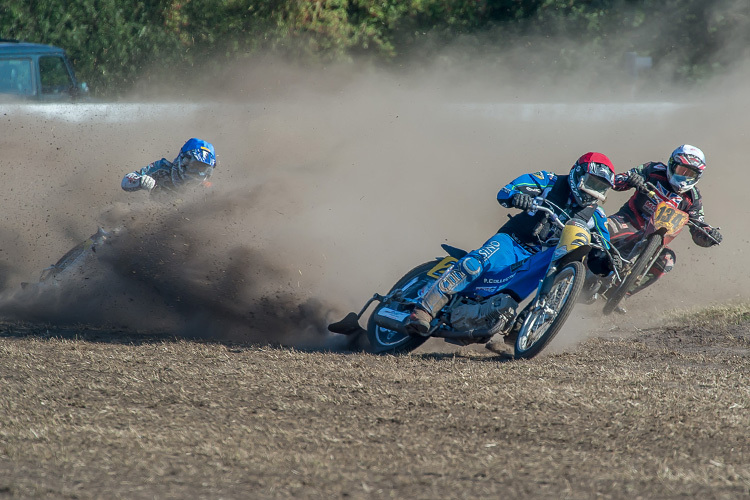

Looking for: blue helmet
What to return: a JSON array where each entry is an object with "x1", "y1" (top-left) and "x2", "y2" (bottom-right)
[{"x1": 179, "y1": 138, "x2": 216, "y2": 167}]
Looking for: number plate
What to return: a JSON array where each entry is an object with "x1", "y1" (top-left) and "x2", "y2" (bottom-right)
[{"x1": 653, "y1": 201, "x2": 688, "y2": 235}]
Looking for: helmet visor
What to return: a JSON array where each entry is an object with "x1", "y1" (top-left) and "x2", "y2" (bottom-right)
[
  {"x1": 181, "y1": 156, "x2": 214, "y2": 178},
  {"x1": 672, "y1": 163, "x2": 701, "y2": 180},
  {"x1": 579, "y1": 172, "x2": 611, "y2": 202}
]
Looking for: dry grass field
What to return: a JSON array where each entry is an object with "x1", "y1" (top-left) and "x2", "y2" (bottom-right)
[{"x1": 0, "y1": 306, "x2": 747, "y2": 499}]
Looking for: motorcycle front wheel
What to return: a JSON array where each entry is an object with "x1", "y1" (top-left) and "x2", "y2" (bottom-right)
[
  {"x1": 514, "y1": 260, "x2": 586, "y2": 359},
  {"x1": 366, "y1": 261, "x2": 436, "y2": 355},
  {"x1": 602, "y1": 234, "x2": 663, "y2": 316}
]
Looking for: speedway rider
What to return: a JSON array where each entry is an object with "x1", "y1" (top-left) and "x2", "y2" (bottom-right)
[
  {"x1": 609, "y1": 144, "x2": 722, "y2": 301},
  {"x1": 121, "y1": 138, "x2": 216, "y2": 194},
  {"x1": 404, "y1": 152, "x2": 619, "y2": 336}
]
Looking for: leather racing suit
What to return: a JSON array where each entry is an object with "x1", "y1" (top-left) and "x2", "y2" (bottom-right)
[
  {"x1": 121, "y1": 157, "x2": 212, "y2": 194},
  {"x1": 413, "y1": 170, "x2": 613, "y2": 318},
  {"x1": 610, "y1": 161, "x2": 718, "y2": 294}
]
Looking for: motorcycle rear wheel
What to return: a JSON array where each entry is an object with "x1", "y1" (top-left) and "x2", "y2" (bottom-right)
[
  {"x1": 602, "y1": 234, "x2": 662, "y2": 316},
  {"x1": 366, "y1": 261, "x2": 436, "y2": 355},
  {"x1": 514, "y1": 261, "x2": 586, "y2": 359}
]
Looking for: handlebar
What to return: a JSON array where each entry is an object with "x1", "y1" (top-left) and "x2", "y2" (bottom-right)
[
  {"x1": 642, "y1": 181, "x2": 671, "y2": 203},
  {"x1": 529, "y1": 199, "x2": 565, "y2": 229}
]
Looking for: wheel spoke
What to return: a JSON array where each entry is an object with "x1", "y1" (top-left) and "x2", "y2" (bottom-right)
[{"x1": 516, "y1": 266, "x2": 578, "y2": 353}]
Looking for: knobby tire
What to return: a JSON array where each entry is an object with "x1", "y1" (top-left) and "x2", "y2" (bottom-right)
[
  {"x1": 602, "y1": 234, "x2": 663, "y2": 316},
  {"x1": 514, "y1": 261, "x2": 586, "y2": 360},
  {"x1": 366, "y1": 261, "x2": 436, "y2": 355}
]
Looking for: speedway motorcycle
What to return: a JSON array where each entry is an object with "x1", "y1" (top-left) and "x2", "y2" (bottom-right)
[
  {"x1": 20, "y1": 227, "x2": 117, "y2": 289},
  {"x1": 597, "y1": 182, "x2": 719, "y2": 315},
  {"x1": 329, "y1": 199, "x2": 596, "y2": 359}
]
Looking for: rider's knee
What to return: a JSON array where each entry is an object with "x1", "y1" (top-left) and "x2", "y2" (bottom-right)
[
  {"x1": 437, "y1": 255, "x2": 483, "y2": 294},
  {"x1": 460, "y1": 256, "x2": 483, "y2": 277}
]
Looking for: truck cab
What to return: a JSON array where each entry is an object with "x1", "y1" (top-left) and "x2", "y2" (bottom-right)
[{"x1": 0, "y1": 40, "x2": 89, "y2": 102}]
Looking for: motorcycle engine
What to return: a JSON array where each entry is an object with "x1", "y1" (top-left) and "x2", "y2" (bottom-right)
[{"x1": 450, "y1": 294, "x2": 519, "y2": 334}]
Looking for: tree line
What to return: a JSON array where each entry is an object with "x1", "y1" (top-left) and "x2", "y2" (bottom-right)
[{"x1": 1, "y1": 0, "x2": 747, "y2": 96}]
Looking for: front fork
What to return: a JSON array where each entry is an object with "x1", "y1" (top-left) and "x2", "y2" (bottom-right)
[{"x1": 525, "y1": 263, "x2": 560, "y2": 321}]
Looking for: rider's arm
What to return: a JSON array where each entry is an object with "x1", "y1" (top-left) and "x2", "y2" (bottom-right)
[
  {"x1": 120, "y1": 158, "x2": 172, "y2": 192},
  {"x1": 612, "y1": 163, "x2": 649, "y2": 192},
  {"x1": 497, "y1": 171, "x2": 553, "y2": 208},
  {"x1": 685, "y1": 188, "x2": 720, "y2": 247}
]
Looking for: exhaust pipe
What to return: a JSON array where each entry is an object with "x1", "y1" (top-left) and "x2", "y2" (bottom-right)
[{"x1": 372, "y1": 307, "x2": 409, "y2": 334}]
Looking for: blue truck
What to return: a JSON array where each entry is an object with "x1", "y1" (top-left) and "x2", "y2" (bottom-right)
[{"x1": 0, "y1": 40, "x2": 88, "y2": 102}]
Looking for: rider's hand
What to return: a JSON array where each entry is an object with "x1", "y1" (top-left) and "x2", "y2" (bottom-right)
[
  {"x1": 511, "y1": 193, "x2": 534, "y2": 211},
  {"x1": 627, "y1": 174, "x2": 647, "y2": 193},
  {"x1": 706, "y1": 227, "x2": 722, "y2": 245},
  {"x1": 140, "y1": 175, "x2": 156, "y2": 191}
]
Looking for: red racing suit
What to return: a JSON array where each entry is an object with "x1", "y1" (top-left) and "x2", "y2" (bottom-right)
[{"x1": 610, "y1": 161, "x2": 717, "y2": 293}]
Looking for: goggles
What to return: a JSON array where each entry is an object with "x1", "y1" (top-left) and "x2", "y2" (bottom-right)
[
  {"x1": 579, "y1": 173, "x2": 611, "y2": 202},
  {"x1": 671, "y1": 163, "x2": 701, "y2": 180},
  {"x1": 577, "y1": 162, "x2": 614, "y2": 202},
  {"x1": 180, "y1": 155, "x2": 214, "y2": 177}
]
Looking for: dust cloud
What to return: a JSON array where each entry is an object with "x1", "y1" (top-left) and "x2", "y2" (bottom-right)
[{"x1": 0, "y1": 43, "x2": 748, "y2": 351}]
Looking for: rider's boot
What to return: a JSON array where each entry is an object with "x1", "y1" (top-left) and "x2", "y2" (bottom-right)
[
  {"x1": 403, "y1": 257, "x2": 481, "y2": 336},
  {"x1": 404, "y1": 281, "x2": 450, "y2": 336},
  {"x1": 404, "y1": 307, "x2": 433, "y2": 336}
]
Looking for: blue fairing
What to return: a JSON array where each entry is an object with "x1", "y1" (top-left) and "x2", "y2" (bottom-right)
[{"x1": 460, "y1": 245, "x2": 555, "y2": 300}]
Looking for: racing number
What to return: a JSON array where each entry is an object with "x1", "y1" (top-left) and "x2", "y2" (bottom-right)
[{"x1": 655, "y1": 204, "x2": 686, "y2": 229}]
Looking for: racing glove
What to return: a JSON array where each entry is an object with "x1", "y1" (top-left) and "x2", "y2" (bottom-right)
[
  {"x1": 691, "y1": 226, "x2": 722, "y2": 247},
  {"x1": 705, "y1": 227, "x2": 722, "y2": 245},
  {"x1": 627, "y1": 173, "x2": 647, "y2": 193},
  {"x1": 511, "y1": 193, "x2": 534, "y2": 211},
  {"x1": 139, "y1": 175, "x2": 156, "y2": 191}
]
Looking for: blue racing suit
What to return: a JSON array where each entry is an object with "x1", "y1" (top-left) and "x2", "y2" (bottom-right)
[
  {"x1": 416, "y1": 171, "x2": 612, "y2": 315},
  {"x1": 121, "y1": 157, "x2": 213, "y2": 194}
]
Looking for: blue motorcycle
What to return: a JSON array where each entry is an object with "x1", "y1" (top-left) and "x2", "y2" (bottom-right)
[{"x1": 329, "y1": 201, "x2": 598, "y2": 359}]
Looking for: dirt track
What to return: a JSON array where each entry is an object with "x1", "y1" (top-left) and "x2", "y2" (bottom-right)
[
  {"x1": 0, "y1": 316, "x2": 748, "y2": 499},
  {"x1": 1, "y1": 58, "x2": 749, "y2": 498}
]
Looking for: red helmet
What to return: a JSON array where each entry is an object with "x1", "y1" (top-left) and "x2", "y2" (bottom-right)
[{"x1": 568, "y1": 152, "x2": 615, "y2": 205}]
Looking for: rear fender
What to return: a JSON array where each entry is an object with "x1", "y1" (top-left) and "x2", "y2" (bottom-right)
[{"x1": 440, "y1": 244, "x2": 468, "y2": 260}]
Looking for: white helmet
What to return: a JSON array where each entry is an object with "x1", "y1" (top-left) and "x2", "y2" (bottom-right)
[{"x1": 667, "y1": 144, "x2": 705, "y2": 193}]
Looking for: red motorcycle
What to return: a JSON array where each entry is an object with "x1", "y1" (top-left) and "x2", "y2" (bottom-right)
[{"x1": 601, "y1": 183, "x2": 718, "y2": 315}]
